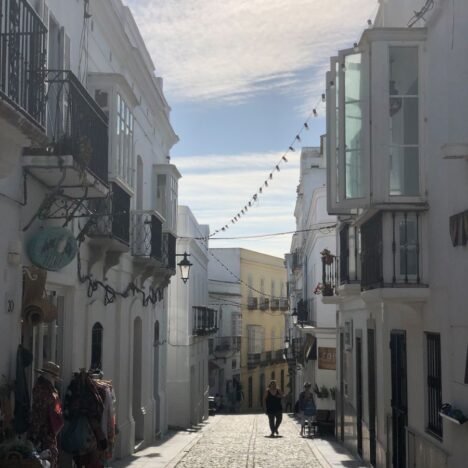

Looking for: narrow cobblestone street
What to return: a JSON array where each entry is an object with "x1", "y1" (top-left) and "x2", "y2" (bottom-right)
[{"x1": 115, "y1": 414, "x2": 365, "y2": 468}]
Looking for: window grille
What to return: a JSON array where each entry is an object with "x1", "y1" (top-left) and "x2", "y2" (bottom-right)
[
  {"x1": 426, "y1": 333, "x2": 442, "y2": 438},
  {"x1": 91, "y1": 322, "x2": 103, "y2": 370}
]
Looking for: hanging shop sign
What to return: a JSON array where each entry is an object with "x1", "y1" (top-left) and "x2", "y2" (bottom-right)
[
  {"x1": 318, "y1": 347, "x2": 336, "y2": 370},
  {"x1": 27, "y1": 227, "x2": 77, "y2": 271}
]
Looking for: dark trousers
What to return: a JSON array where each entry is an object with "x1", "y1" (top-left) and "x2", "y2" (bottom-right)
[{"x1": 267, "y1": 412, "x2": 283, "y2": 433}]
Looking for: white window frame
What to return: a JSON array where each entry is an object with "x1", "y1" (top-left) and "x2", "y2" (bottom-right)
[{"x1": 338, "y1": 47, "x2": 370, "y2": 209}]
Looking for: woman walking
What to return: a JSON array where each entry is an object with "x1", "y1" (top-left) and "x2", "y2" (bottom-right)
[{"x1": 263, "y1": 380, "x2": 283, "y2": 437}]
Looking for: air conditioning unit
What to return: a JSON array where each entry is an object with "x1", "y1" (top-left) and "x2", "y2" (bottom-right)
[{"x1": 247, "y1": 297, "x2": 258, "y2": 310}]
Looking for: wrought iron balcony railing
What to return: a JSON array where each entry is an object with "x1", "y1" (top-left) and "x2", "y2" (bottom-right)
[
  {"x1": 24, "y1": 70, "x2": 109, "y2": 184},
  {"x1": 339, "y1": 224, "x2": 360, "y2": 285},
  {"x1": 247, "y1": 353, "x2": 261, "y2": 368},
  {"x1": 193, "y1": 306, "x2": 217, "y2": 336},
  {"x1": 131, "y1": 210, "x2": 163, "y2": 260},
  {"x1": 361, "y1": 211, "x2": 426, "y2": 290},
  {"x1": 270, "y1": 298, "x2": 279, "y2": 310},
  {"x1": 0, "y1": 0, "x2": 47, "y2": 128},
  {"x1": 87, "y1": 182, "x2": 130, "y2": 247},
  {"x1": 321, "y1": 252, "x2": 339, "y2": 297}
]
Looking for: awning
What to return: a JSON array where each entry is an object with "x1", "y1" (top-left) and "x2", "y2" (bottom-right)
[{"x1": 304, "y1": 334, "x2": 317, "y2": 363}]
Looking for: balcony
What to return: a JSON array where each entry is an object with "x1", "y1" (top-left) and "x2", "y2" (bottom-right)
[
  {"x1": 214, "y1": 336, "x2": 231, "y2": 352},
  {"x1": 247, "y1": 296, "x2": 258, "y2": 310},
  {"x1": 0, "y1": 0, "x2": 47, "y2": 137},
  {"x1": 87, "y1": 183, "x2": 130, "y2": 251},
  {"x1": 361, "y1": 210, "x2": 427, "y2": 291},
  {"x1": 292, "y1": 249, "x2": 302, "y2": 271},
  {"x1": 339, "y1": 224, "x2": 360, "y2": 285},
  {"x1": 247, "y1": 353, "x2": 261, "y2": 369},
  {"x1": 320, "y1": 250, "x2": 339, "y2": 297},
  {"x1": 193, "y1": 306, "x2": 217, "y2": 336},
  {"x1": 279, "y1": 298, "x2": 289, "y2": 311},
  {"x1": 296, "y1": 299, "x2": 316, "y2": 327},
  {"x1": 270, "y1": 298, "x2": 279, "y2": 310},
  {"x1": 23, "y1": 70, "x2": 109, "y2": 198},
  {"x1": 259, "y1": 297, "x2": 269, "y2": 310}
]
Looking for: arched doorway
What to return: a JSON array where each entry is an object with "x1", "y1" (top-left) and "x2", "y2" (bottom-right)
[{"x1": 132, "y1": 317, "x2": 144, "y2": 446}]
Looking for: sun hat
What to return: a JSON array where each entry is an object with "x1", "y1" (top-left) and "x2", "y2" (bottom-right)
[{"x1": 36, "y1": 361, "x2": 62, "y2": 381}]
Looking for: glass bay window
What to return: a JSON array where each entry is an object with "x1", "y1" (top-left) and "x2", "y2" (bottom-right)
[{"x1": 326, "y1": 28, "x2": 427, "y2": 215}]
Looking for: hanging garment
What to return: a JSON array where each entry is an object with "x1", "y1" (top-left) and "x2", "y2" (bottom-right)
[
  {"x1": 93, "y1": 380, "x2": 116, "y2": 462},
  {"x1": 13, "y1": 345, "x2": 33, "y2": 434},
  {"x1": 62, "y1": 372, "x2": 105, "y2": 467},
  {"x1": 28, "y1": 376, "x2": 64, "y2": 468}
]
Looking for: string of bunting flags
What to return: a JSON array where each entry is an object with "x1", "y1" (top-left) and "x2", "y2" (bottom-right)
[{"x1": 208, "y1": 93, "x2": 326, "y2": 239}]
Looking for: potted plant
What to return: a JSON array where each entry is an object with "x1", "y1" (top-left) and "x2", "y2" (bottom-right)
[{"x1": 320, "y1": 248, "x2": 335, "y2": 266}]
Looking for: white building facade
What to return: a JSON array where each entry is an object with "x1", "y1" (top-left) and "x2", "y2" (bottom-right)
[
  {"x1": 0, "y1": 0, "x2": 179, "y2": 459},
  {"x1": 208, "y1": 270, "x2": 242, "y2": 412},
  {"x1": 166, "y1": 206, "x2": 212, "y2": 428},
  {"x1": 286, "y1": 145, "x2": 337, "y2": 410},
  {"x1": 324, "y1": 1, "x2": 468, "y2": 467}
]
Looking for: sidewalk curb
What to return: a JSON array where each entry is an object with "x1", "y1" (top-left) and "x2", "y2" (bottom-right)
[
  {"x1": 165, "y1": 416, "x2": 224, "y2": 468},
  {"x1": 306, "y1": 440, "x2": 332, "y2": 468}
]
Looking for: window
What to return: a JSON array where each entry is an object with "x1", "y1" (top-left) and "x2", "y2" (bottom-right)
[
  {"x1": 344, "y1": 52, "x2": 365, "y2": 199},
  {"x1": 231, "y1": 313, "x2": 241, "y2": 337},
  {"x1": 154, "y1": 165, "x2": 180, "y2": 234},
  {"x1": 280, "y1": 370, "x2": 285, "y2": 392},
  {"x1": 389, "y1": 47, "x2": 420, "y2": 197},
  {"x1": 426, "y1": 333, "x2": 442, "y2": 438},
  {"x1": 116, "y1": 93, "x2": 134, "y2": 187},
  {"x1": 232, "y1": 359, "x2": 236, "y2": 370},
  {"x1": 91, "y1": 322, "x2": 103, "y2": 370},
  {"x1": 271, "y1": 371, "x2": 275, "y2": 381},
  {"x1": 248, "y1": 325, "x2": 264, "y2": 354},
  {"x1": 398, "y1": 213, "x2": 419, "y2": 278},
  {"x1": 248, "y1": 376, "x2": 253, "y2": 408}
]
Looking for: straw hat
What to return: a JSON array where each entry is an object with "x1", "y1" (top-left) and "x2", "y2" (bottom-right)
[{"x1": 36, "y1": 361, "x2": 62, "y2": 381}]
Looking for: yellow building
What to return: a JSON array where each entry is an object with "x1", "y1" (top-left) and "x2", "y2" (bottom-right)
[
  {"x1": 239, "y1": 249, "x2": 289, "y2": 412},
  {"x1": 208, "y1": 248, "x2": 289, "y2": 412}
]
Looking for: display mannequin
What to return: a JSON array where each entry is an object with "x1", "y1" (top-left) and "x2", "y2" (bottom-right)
[{"x1": 28, "y1": 362, "x2": 64, "y2": 468}]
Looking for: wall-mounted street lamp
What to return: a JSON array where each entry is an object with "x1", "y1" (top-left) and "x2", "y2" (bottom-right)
[
  {"x1": 176, "y1": 252, "x2": 192, "y2": 284},
  {"x1": 291, "y1": 308, "x2": 298, "y2": 326},
  {"x1": 284, "y1": 337, "x2": 290, "y2": 349}
]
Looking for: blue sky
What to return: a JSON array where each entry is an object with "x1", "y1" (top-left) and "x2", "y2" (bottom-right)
[{"x1": 127, "y1": 0, "x2": 378, "y2": 257}]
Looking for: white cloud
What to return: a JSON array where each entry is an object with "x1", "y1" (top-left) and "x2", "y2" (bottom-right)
[
  {"x1": 127, "y1": 0, "x2": 378, "y2": 103},
  {"x1": 174, "y1": 150, "x2": 300, "y2": 256}
]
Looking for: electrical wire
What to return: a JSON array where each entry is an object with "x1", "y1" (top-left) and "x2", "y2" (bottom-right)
[
  {"x1": 208, "y1": 96, "x2": 325, "y2": 238},
  {"x1": 183, "y1": 224, "x2": 337, "y2": 241}
]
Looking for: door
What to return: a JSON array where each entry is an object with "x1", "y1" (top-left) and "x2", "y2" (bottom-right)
[
  {"x1": 132, "y1": 317, "x2": 144, "y2": 445},
  {"x1": 367, "y1": 329, "x2": 377, "y2": 466},
  {"x1": 390, "y1": 331, "x2": 407, "y2": 468},
  {"x1": 356, "y1": 336, "x2": 363, "y2": 457},
  {"x1": 339, "y1": 332, "x2": 345, "y2": 441}
]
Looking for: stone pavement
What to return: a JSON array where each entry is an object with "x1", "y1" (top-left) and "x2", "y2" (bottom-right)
[{"x1": 113, "y1": 413, "x2": 366, "y2": 468}]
